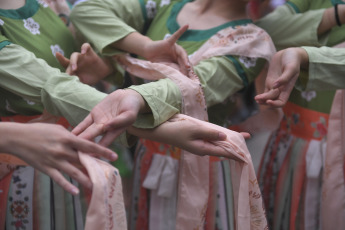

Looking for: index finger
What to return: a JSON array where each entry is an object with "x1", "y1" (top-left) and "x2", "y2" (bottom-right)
[
  {"x1": 70, "y1": 135, "x2": 118, "y2": 161},
  {"x1": 72, "y1": 114, "x2": 94, "y2": 136}
]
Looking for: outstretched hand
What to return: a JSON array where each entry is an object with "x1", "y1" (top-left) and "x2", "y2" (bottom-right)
[
  {"x1": 255, "y1": 48, "x2": 309, "y2": 107},
  {"x1": 142, "y1": 25, "x2": 190, "y2": 75},
  {"x1": 3, "y1": 122, "x2": 117, "y2": 196},
  {"x1": 129, "y1": 114, "x2": 250, "y2": 159},
  {"x1": 72, "y1": 89, "x2": 146, "y2": 146},
  {"x1": 56, "y1": 43, "x2": 113, "y2": 85}
]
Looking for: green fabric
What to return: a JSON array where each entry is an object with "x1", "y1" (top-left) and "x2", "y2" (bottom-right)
[
  {"x1": 0, "y1": 44, "x2": 106, "y2": 126},
  {"x1": 282, "y1": 0, "x2": 345, "y2": 114},
  {"x1": 300, "y1": 46, "x2": 345, "y2": 91},
  {"x1": 72, "y1": 0, "x2": 267, "y2": 127},
  {"x1": 0, "y1": 40, "x2": 11, "y2": 50},
  {"x1": 287, "y1": 0, "x2": 345, "y2": 46},
  {"x1": 0, "y1": 2, "x2": 77, "y2": 117},
  {"x1": 255, "y1": 5, "x2": 328, "y2": 50}
]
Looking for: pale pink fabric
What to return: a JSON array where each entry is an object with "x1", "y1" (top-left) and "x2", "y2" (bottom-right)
[
  {"x1": 321, "y1": 90, "x2": 345, "y2": 229},
  {"x1": 114, "y1": 22, "x2": 275, "y2": 230},
  {"x1": 79, "y1": 153, "x2": 127, "y2": 230},
  {"x1": 0, "y1": 111, "x2": 127, "y2": 230}
]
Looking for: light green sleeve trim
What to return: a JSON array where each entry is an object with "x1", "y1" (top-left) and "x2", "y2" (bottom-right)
[
  {"x1": 0, "y1": 40, "x2": 11, "y2": 50},
  {"x1": 129, "y1": 78, "x2": 181, "y2": 128},
  {"x1": 256, "y1": 5, "x2": 328, "y2": 50},
  {"x1": 195, "y1": 56, "x2": 244, "y2": 107},
  {"x1": 301, "y1": 46, "x2": 345, "y2": 90},
  {"x1": 0, "y1": 44, "x2": 106, "y2": 126},
  {"x1": 70, "y1": 0, "x2": 145, "y2": 56}
]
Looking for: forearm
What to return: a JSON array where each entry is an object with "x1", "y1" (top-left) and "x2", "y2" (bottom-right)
[
  {"x1": 0, "y1": 122, "x2": 18, "y2": 154},
  {"x1": 0, "y1": 44, "x2": 107, "y2": 126},
  {"x1": 318, "y1": 5, "x2": 345, "y2": 35}
]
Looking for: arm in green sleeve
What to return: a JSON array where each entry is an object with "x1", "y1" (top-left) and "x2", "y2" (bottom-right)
[
  {"x1": 128, "y1": 56, "x2": 249, "y2": 128},
  {"x1": 255, "y1": 5, "x2": 327, "y2": 50},
  {"x1": 70, "y1": 0, "x2": 145, "y2": 55},
  {"x1": 0, "y1": 44, "x2": 106, "y2": 126},
  {"x1": 301, "y1": 46, "x2": 345, "y2": 90}
]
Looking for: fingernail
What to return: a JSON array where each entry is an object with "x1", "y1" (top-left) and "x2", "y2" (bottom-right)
[
  {"x1": 273, "y1": 82, "x2": 280, "y2": 88},
  {"x1": 218, "y1": 132, "x2": 227, "y2": 140},
  {"x1": 71, "y1": 187, "x2": 79, "y2": 195},
  {"x1": 72, "y1": 64, "x2": 76, "y2": 70},
  {"x1": 111, "y1": 153, "x2": 118, "y2": 160}
]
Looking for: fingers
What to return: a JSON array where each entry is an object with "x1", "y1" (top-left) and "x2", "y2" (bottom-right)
[
  {"x1": 255, "y1": 88, "x2": 280, "y2": 104},
  {"x1": 105, "y1": 110, "x2": 137, "y2": 131},
  {"x1": 72, "y1": 114, "x2": 94, "y2": 136},
  {"x1": 168, "y1": 25, "x2": 189, "y2": 44},
  {"x1": 194, "y1": 126, "x2": 227, "y2": 142},
  {"x1": 56, "y1": 52, "x2": 70, "y2": 69},
  {"x1": 58, "y1": 160, "x2": 93, "y2": 191},
  {"x1": 80, "y1": 43, "x2": 91, "y2": 55},
  {"x1": 240, "y1": 132, "x2": 251, "y2": 139},
  {"x1": 98, "y1": 128, "x2": 126, "y2": 147},
  {"x1": 272, "y1": 67, "x2": 298, "y2": 89},
  {"x1": 70, "y1": 135, "x2": 118, "y2": 161},
  {"x1": 46, "y1": 168, "x2": 81, "y2": 196},
  {"x1": 68, "y1": 52, "x2": 81, "y2": 74}
]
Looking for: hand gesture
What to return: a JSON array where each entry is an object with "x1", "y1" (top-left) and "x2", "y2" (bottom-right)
[
  {"x1": 129, "y1": 114, "x2": 250, "y2": 159},
  {"x1": 255, "y1": 48, "x2": 308, "y2": 107},
  {"x1": 3, "y1": 122, "x2": 117, "y2": 195},
  {"x1": 72, "y1": 89, "x2": 146, "y2": 146},
  {"x1": 56, "y1": 43, "x2": 113, "y2": 85},
  {"x1": 142, "y1": 25, "x2": 190, "y2": 75}
]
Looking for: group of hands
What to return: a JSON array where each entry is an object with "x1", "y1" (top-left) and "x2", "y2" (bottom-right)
[{"x1": 11, "y1": 19, "x2": 308, "y2": 195}]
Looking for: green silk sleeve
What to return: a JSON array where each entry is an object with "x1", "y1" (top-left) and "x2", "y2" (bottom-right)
[
  {"x1": 256, "y1": 5, "x2": 328, "y2": 50},
  {"x1": 0, "y1": 43, "x2": 106, "y2": 126},
  {"x1": 299, "y1": 46, "x2": 345, "y2": 91},
  {"x1": 71, "y1": 0, "x2": 145, "y2": 56}
]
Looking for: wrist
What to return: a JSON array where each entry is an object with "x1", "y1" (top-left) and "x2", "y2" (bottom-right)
[{"x1": 296, "y1": 48, "x2": 309, "y2": 70}]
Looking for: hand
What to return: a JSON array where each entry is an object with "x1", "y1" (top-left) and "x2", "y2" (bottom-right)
[
  {"x1": 255, "y1": 48, "x2": 309, "y2": 107},
  {"x1": 56, "y1": 43, "x2": 113, "y2": 85},
  {"x1": 128, "y1": 114, "x2": 250, "y2": 159},
  {"x1": 1, "y1": 122, "x2": 118, "y2": 195},
  {"x1": 72, "y1": 89, "x2": 146, "y2": 146},
  {"x1": 142, "y1": 25, "x2": 190, "y2": 75}
]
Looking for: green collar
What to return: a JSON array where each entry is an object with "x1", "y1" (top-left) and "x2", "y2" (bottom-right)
[{"x1": 0, "y1": 0, "x2": 40, "y2": 19}]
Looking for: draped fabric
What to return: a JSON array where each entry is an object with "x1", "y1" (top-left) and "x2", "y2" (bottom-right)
[{"x1": 115, "y1": 23, "x2": 276, "y2": 230}]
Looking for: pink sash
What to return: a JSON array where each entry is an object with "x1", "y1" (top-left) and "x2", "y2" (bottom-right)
[
  {"x1": 321, "y1": 89, "x2": 345, "y2": 229},
  {"x1": 0, "y1": 112, "x2": 127, "y2": 230},
  {"x1": 115, "y1": 23, "x2": 275, "y2": 229}
]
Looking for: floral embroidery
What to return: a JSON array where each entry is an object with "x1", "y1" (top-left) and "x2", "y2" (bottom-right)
[
  {"x1": 239, "y1": 56, "x2": 257, "y2": 68},
  {"x1": 23, "y1": 18, "x2": 40, "y2": 35},
  {"x1": 311, "y1": 117, "x2": 327, "y2": 139},
  {"x1": 24, "y1": 98, "x2": 35, "y2": 106},
  {"x1": 50, "y1": 44, "x2": 64, "y2": 57},
  {"x1": 36, "y1": 0, "x2": 48, "y2": 7},
  {"x1": 6, "y1": 100, "x2": 17, "y2": 114},
  {"x1": 301, "y1": 91, "x2": 317, "y2": 101},
  {"x1": 160, "y1": 0, "x2": 171, "y2": 7},
  {"x1": 146, "y1": 0, "x2": 157, "y2": 19},
  {"x1": 0, "y1": 19, "x2": 4, "y2": 26},
  {"x1": 163, "y1": 33, "x2": 171, "y2": 40}
]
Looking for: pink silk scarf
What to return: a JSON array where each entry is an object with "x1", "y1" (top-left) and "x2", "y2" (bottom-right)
[{"x1": 115, "y1": 23, "x2": 276, "y2": 230}]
